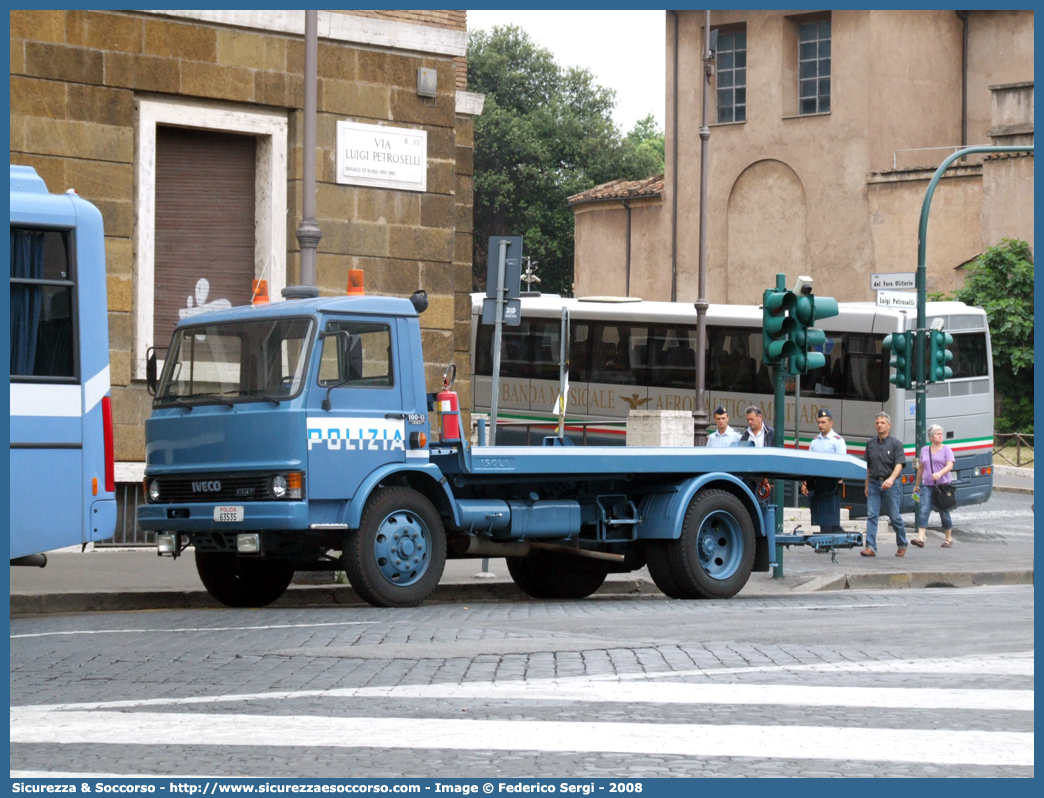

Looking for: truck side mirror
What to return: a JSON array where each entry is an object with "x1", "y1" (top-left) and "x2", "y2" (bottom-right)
[
  {"x1": 146, "y1": 347, "x2": 158, "y2": 396},
  {"x1": 319, "y1": 329, "x2": 357, "y2": 410},
  {"x1": 410, "y1": 290, "x2": 428, "y2": 314}
]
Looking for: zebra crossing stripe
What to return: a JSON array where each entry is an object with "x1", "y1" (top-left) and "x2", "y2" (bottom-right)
[{"x1": 10, "y1": 708, "x2": 1032, "y2": 767}]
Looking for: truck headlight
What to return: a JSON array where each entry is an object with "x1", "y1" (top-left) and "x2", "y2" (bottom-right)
[
  {"x1": 148, "y1": 480, "x2": 161, "y2": 502},
  {"x1": 271, "y1": 475, "x2": 288, "y2": 499}
]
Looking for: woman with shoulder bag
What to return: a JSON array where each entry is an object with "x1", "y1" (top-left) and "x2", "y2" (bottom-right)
[{"x1": 912, "y1": 424, "x2": 956, "y2": 547}]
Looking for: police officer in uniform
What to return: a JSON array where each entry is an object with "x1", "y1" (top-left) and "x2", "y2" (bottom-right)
[{"x1": 801, "y1": 408, "x2": 846, "y2": 533}]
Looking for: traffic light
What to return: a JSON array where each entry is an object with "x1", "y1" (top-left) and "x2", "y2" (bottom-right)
[
  {"x1": 883, "y1": 331, "x2": 913, "y2": 389},
  {"x1": 788, "y1": 292, "x2": 839, "y2": 375},
  {"x1": 928, "y1": 329, "x2": 954, "y2": 382},
  {"x1": 761, "y1": 287, "x2": 796, "y2": 367}
]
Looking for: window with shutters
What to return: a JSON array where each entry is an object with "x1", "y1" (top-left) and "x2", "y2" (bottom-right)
[{"x1": 153, "y1": 127, "x2": 257, "y2": 355}]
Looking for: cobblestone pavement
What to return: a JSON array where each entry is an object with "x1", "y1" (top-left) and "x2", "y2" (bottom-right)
[{"x1": 10, "y1": 585, "x2": 1033, "y2": 778}]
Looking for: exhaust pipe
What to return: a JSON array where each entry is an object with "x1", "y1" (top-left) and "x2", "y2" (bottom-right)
[
  {"x1": 449, "y1": 536, "x2": 624, "y2": 563},
  {"x1": 11, "y1": 554, "x2": 47, "y2": 568}
]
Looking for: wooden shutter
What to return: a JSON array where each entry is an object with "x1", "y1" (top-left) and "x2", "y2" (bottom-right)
[{"x1": 153, "y1": 126, "x2": 256, "y2": 349}]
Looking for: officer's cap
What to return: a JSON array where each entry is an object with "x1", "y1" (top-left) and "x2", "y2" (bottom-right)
[{"x1": 817, "y1": 408, "x2": 832, "y2": 419}]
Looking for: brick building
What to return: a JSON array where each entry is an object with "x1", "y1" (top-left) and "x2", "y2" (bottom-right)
[
  {"x1": 571, "y1": 10, "x2": 1033, "y2": 304},
  {"x1": 10, "y1": 9, "x2": 484, "y2": 534}
]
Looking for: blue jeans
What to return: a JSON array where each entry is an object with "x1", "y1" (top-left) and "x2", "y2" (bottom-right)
[
  {"x1": 917, "y1": 485, "x2": 953, "y2": 530},
  {"x1": 866, "y1": 479, "x2": 907, "y2": 552}
]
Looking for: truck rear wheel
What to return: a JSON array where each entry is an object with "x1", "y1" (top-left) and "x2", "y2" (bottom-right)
[
  {"x1": 644, "y1": 540, "x2": 687, "y2": 599},
  {"x1": 664, "y1": 489, "x2": 756, "y2": 599},
  {"x1": 506, "y1": 550, "x2": 609, "y2": 600},
  {"x1": 343, "y1": 487, "x2": 446, "y2": 608},
  {"x1": 195, "y1": 550, "x2": 295, "y2": 608}
]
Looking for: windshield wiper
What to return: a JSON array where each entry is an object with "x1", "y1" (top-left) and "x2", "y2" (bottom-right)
[
  {"x1": 237, "y1": 389, "x2": 282, "y2": 405},
  {"x1": 162, "y1": 397, "x2": 193, "y2": 411},
  {"x1": 176, "y1": 393, "x2": 234, "y2": 407}
]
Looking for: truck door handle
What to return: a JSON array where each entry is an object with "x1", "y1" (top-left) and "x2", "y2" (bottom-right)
[{"x1": 385, "y1": 413, "x2": 407, "y2": 420}]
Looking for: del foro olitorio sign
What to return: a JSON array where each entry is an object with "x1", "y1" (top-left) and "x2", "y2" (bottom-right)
[{"x1": 336, "y1": 121, "x2": 427, "y2": 192}]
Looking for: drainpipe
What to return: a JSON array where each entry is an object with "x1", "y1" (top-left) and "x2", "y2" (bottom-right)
[
  {"x1": 668, "y1": 11, "x2": 679, "y2": 302},
  {"x1": 624, "y1": 199, "x2": 632, "y2": 296},
  {"x1": 957, "y1": 11, "x2": 968, "y2": 152},
  {"x1": 692, "y1": 9, "x2": 712, "y2": 446},
  {"x1": 296, "y1": 10, "x2": 321, "y2": 288}
]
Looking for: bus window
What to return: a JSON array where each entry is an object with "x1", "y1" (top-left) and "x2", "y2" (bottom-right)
[
  {"x1": 648, "y1": 324, "x2": 697, "y2": 389},
  {"x1": 589, "y1": 323, "x2": 646, "y2": 385},
  {"x1": 529, "y1": 318, "x2": 563, "y2": 381},
  {"x1": 947, "y1": 331, "x2": 989, "y2": 379},
  {"x1": 474, "y1": 320, "x2": 532, "y2": 379},
  {"x1": 10, "y1": 229, "x2": 76, "y2": 379},
  {"x1": 800, "y1": 335, "x2": 843, "y2": 398},
  {"x1": 917, "y1": 330, "x2": 989, "y2": 381},
  {"x1": 569, "y1": 322, "x2": 591, "y2": 382},
  {"x1": 844, "y1": 333, "x2": 888, "y2": 402},
  {"x1": 715, "y1": 327, "x2": 758, "y2": 393}
]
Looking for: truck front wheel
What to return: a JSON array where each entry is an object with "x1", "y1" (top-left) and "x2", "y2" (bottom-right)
[
  {"x1": 343, "y1": 487, "x2": 447, "y2": 608},
  {"x1": 195, "y1": 551, "x2": 295, "y2": 608},
  {"x1": 664, "y1": 489, "x2": 756, "y2": 599},
  {"x1": 506, "y1": 550, "x2": 609, "y2": 600}
]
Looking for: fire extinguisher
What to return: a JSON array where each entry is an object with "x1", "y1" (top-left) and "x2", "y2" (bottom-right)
[{"x1": 437, "y1": 363, "x2": 459, "y2": 441}]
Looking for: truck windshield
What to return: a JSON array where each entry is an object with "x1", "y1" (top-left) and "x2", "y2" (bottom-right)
[{"x1": 156, "y1": 317, "x2": 313, "y2": 406}]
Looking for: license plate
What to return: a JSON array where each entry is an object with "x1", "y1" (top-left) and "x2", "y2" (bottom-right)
[{"x1": 214, "y1": 506, "x2": 244, "y2": 522}]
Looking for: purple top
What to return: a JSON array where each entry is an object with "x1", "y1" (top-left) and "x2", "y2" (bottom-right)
[{"x1": 919, "y1": 445, "x2": 955, "y2": 486}]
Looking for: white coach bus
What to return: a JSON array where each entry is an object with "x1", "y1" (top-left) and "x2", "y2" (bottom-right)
[{"x1": 470, "y1": 293, "x2": 994, "y2": 515}]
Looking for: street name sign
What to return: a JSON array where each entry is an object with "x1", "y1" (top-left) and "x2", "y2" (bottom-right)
[
  {"x1": 876, "y1": 290, "x2": 917, "y2": 309},
  {"x1": 871, "y1": 272, "x2": 916, "y2": 290}
]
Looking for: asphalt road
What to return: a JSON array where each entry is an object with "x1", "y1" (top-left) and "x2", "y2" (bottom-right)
[{"x1": 10, "y1": 583, "x2": 1033, "y2": 779}]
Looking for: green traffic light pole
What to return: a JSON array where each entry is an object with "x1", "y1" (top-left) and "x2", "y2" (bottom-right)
[
  {"x1": 915, "y1": 145, "x2": 1034, "y2": 452},
  {"x1": 771, "y1": 273, "x2": 787, "y2": 577}
]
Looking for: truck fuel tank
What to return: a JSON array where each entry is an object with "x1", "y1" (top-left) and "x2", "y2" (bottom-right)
[{"x1": 454, "y1": 498, "x2": 582, "y2": 540}]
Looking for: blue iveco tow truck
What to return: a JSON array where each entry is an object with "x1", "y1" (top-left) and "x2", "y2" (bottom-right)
[{"x1": 138, "y1": 286, "x2": 866, "y2": 608}]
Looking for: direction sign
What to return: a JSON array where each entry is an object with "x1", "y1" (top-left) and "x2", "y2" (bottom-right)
[
  {"x1": 876, "y1": 290, "x2": 917, "y2": 309},
  {"x1": 871, "y1": 272, "x2": 916, "y2": 290},
  {"x1": 481, "y1": 296, "x2": 521, "y2": 326},
  {"x1": 485, "y1": 236, "x2": 523, "y2": 300}
]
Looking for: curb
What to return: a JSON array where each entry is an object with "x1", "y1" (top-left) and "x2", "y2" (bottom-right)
[
  {"x1": 8, "y1": 578, "x2": 660, "y2": 617},
  {"x1": 821, "y1": 569, "x2": 1034, "y2": 592},
  {"x1": 993, "y1": 485, "x2": 1034, "y2": 495},
  {"x1": 9, "y1": 570, "x2": 1031, "y2": 616},
  {"x1": 992, "y1": 465, "x2": 1033, "y2": 478}
]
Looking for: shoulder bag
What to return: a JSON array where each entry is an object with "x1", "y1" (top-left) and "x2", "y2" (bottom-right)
[{"x1": 929, "y1": 448, "x2": 957, "y2": 511}]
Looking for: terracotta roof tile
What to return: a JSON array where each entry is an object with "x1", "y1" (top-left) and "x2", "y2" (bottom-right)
[{"x1": 568, "y1": 173, "x2": 664, "y2": 206}]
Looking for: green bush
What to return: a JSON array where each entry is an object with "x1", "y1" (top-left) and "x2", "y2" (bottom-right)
[{"x1": 953, "y1": 239, "x2": 1034, "y2": 433}]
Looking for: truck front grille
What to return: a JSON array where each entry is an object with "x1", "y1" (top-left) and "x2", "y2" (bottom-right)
[{"x1": 151, "y1": 472, "x2": 274, "y2": 503}]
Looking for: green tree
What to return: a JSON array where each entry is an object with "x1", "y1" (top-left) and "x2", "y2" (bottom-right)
[
  {"x1": 469, "y1": 26, "x2": 662, "y2": 296},
  {"x1": 626, "y1": 113, "x2": 665, "y2": 173},
  {"x1": 952, "y1": 239, "x2": 1034, "y2": 432}
]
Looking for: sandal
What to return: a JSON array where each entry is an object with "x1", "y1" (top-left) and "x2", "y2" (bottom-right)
[
  {"x1": 911, "y1": 539, "x2": 925, "y2": 548},
  {"x1": 941, "y1": 540, "x2": 952, "y2": 548}
]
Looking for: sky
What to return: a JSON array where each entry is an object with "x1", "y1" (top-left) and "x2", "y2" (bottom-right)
[{"x1": 466, "y1": 10, "x2": 666, "y2": 134}]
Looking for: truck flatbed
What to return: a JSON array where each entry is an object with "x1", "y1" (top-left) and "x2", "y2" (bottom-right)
[{"x1": 443, "y1": 444, "x2": 867, "y2": 483}]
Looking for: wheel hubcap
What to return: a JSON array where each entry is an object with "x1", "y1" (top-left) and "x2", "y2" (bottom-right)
[
  {"x1": 697, "y1": 510, "x2": 742, "y2": 580},
  {"x1": 373, "y1": 511, "x2": 429, "y2": 586}
]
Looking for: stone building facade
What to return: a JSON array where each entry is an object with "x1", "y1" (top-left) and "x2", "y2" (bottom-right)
[
  {"x1": 10, "y1": 10, "x2": 483, "y2": 514},
  {"x1": 571, "y1": 10, "x2": 1033, "y2": 304}
]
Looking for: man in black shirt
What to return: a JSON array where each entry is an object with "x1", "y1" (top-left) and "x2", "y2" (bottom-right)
[{"x1": 862, "y1": 411, "x2": 908, "y2": 557}]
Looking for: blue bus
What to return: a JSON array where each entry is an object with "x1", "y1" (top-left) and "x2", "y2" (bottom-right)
[{"x1": 9, "y1": 165, "x2": 116, "y2": 563}]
